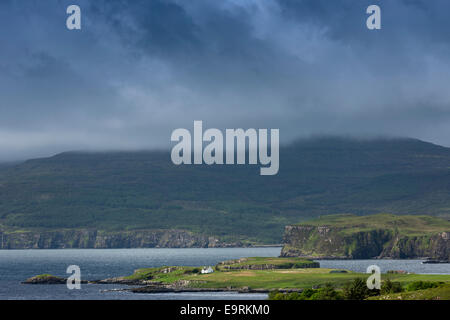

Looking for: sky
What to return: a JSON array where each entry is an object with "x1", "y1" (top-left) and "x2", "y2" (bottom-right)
[{"x1": 1, "y1": 0, "x2": 450, "y2": 161}]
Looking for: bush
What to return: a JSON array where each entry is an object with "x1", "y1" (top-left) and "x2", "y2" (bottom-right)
[
  {"x1": 381, "y1": 279, "x2": 403, "y2": 294},
  {"x1": 300, "y1": 288, "x2": 316, "y2": 299},
  {"x1": 285, "y1": 292, "x2": 302, "y2": 300},
  {"x1": 191, "y1": 268, "x2": 200, "y2": 274},
  {"x1": 269, "y1": 290, "x2": 290, "y2": 300},
  {"x1": 269, "y1": 284, "x2": 342, "y2": 300},
  {"x1": 310, "y1": 283, "x2": 342, "y2": 300},
  {"x1": 278, "y1": 262, "x2": 294, "y2": 269},
  {"x1": 343, "y1": 278, "x2": 372, "y2": 300},
  {"x1": 406, "y1": 281, "x2": 443, "y2": 292},
  {"x1": 269, "y1": 290, "x2": 303, "y2": 300}
]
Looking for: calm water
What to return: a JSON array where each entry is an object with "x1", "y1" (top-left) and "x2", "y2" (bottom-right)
[
  {"x1": 0, "y1": 247, "x2": 279, "y2": 300},
  {"x1": 318, "y1": 259, "x2": 450, "y2": 274},
  {"x1": 0, "y1": 247, "x2": 448, "y2": 300}
]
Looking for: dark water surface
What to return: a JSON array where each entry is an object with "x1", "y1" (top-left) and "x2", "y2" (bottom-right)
[
  {"x1": 0, "y1": 248, "x2": 448, "y2": 300},
  {"x1": 0, "y1": 247, "x2": 279, "y2": 300},
  {"x1": 318, "y1": 259, "x2": 450, "y2": 274}
]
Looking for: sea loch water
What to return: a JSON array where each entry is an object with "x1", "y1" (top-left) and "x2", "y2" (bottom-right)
[
  {"x1": 0, "y1": 248, "x2": 448, "y2": 300},
  {"x1": 0, "y1": 247, "x2": 278, "y2": 300}
]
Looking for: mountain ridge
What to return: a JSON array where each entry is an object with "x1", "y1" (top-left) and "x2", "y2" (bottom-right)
[{"x1": 1, "y1": 136, "x2": 450, "y2": 245}]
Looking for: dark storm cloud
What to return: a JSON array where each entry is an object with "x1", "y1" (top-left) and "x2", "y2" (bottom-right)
[{"x1": 0, "y1": 0, "x2": 450, "y2": 160}]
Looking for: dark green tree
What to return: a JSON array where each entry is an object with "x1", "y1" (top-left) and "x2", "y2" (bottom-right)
[
  {"x1": 381, "y1": 279, "x2": 403, "y2": 294},
  {"x1": 343, "y1": 278, "x2": 371, "y2": 300},
  {"x1": 311, "y1": 283, "x2": 342, "y2": 300}
]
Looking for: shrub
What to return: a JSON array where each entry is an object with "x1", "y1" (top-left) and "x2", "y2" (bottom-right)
[
  {"x1": 343, "y1": 278, "x2": 371, "y2": 300},
  {"x1": 269, "y1": 285, "x2": 342, "y2": 300},
  {"x1": 187, "y1": 268, "x2": 200, "y2": 274},
  {"x1": 406, "y1": 281, "x2": 442, "y2": 292},
  {"x1": 278, "y1": 262, "x2": 294, "y2": 269},
  {"x1": 285, "y1": 292, "x2": 302, "y2": 300},
  {"x1": 310, "y1": 283, "x2": 342, "y2": 300},
  {"x1": 381, "y1": 279, "x2": 403, "y2": 295},
  {"x1": 276, "y1": 289, "x2": 316, "y2": 300},
  {"x1": 268, "y1": 290, "x2": 288, "y2": 300},
  {"x1": 269, "y1": 290, "x2": 304, "y2": 300},
  {"x1": 301, "y1": 288, "x2": 316, "y2": 299},
  {"x1": 329, "y1": 270, "x2": 348, "y2": 274}
]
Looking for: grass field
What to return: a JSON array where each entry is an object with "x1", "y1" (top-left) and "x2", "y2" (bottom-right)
[
  {"x1": 122, "y1": 257, "x2": 450, "y2": 291},
  {"x1": 216, "y1": 257, "x2": 320, "y2": 270},
  {"x1": 32, "y1": 256, "x2": 450, "y2": 299},
  {"x1": 370, "y1": 283, "x2": 450, "y2": 300},
  {"x1": 298, "y1": 213, "x2": 450, "y2": 236},
  {"x1": 183, "y1": 269, "x2": 450, "y2": 290}
]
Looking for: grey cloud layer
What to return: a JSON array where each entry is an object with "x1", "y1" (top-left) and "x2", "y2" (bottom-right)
[{"x1": 0, "y1": 0, "x2": 449, "y2": 160}]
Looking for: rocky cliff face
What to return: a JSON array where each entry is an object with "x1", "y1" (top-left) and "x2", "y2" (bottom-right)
[
  {"x1": 0, "y1": 229, "x2": 240, "y2": 249},
  {"x1": 281, "y1": 225, "x2": 450, "y2": 260}
]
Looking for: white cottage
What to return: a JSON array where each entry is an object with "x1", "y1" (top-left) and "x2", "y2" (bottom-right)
[{"x1": 201, "y1": 266, "x2": 214, "y2": 274}]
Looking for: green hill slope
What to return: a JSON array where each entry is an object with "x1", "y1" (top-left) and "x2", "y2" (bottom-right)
[{"x1": 1, "y1": 137, "x2": 450, "y2": 244}]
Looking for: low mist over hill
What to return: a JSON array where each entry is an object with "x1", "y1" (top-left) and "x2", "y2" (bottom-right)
[{"x1": 1, "y1": 137, "x2": 450, "y2": 244}]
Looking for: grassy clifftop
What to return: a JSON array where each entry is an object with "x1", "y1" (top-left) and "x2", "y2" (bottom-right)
[
  {"x1": 282, "y1": 214, "x2": 450, "y2": 259},
  {"x1": 296, "y1": 214, "x2": 450, "y2": 236},
  {"x1": 216, "y1": 257, "x2": 320, "y2": 270}
]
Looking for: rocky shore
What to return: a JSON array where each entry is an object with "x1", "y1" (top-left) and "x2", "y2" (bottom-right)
[
  {"x1": 21, "y1": 274, "x2": 277, "y2": 294},
  {"x1": 22, "y1": 274, "x2": 89, "y2": 284},
  {"x1": 21, "y1": 257, "x2": 319, "y2": 294}
]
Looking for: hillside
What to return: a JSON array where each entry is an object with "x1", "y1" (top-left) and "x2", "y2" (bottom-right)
[
  {"x1": 281, "y1": 214, "x2": 450, "y2": 259},
  {"x1": 1, "y1": 137, "x2": 450, "y2": 245}
]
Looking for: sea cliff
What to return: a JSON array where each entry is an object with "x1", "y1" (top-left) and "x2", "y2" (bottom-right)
[
  {"x1": 281, "y1": 214, "x2": 450, "y2": 260},
  {"x1": 0, "y1": 229, "x2": 241, "y2": 249}
]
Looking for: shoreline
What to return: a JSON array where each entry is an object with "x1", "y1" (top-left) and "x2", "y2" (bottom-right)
[
  {"x1": 18, "y1": 255, "x2": 450, "y2": 300},
  {"x1": 0, "y1": 244, "x2": 283, "y2": 251}
]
